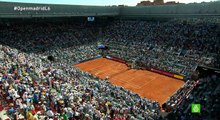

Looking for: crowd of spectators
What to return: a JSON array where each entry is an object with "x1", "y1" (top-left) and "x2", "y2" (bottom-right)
[
  {"x1": 102, "y1": 18, "x2": 220, "y2": 78},
  {"x1": 0, "y1": 22, "x2": 161, "y2": 120},
  {"x1": 0, "y1": 22, "x2": 98, "y2": 54},
  {"x1": 164, "y1": 80, "x2": 198, "y2": 110},
  {"x1": 165, "y1": 75, "x2": 220, "y2": 120},
  {"x1": 0, "y1": 22, "x2": 99, "y2": 65},
  {"x1": 0, "y1": 18, "x2": 219, "y2": 120}
]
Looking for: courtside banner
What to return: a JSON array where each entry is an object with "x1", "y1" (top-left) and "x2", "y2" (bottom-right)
[
  {"x1": 174, "y1": 75, "x2": 184, "y2": 80},
  {"x1": 151, "y1": 68, "x2": 173, "y2": 77},
  {"x1": 161, "y1": 71, "x2": 173, "y2": 77},
  {"x1": 112, "y1": 57, "x2": 126, "y2": 64}
]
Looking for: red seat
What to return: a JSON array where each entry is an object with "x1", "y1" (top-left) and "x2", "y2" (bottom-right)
[
  {"x1": 54, "y1": 118, "x2": 58, "y2": 120},
  {"x1": 0, "y1": 106, "x2": 3, "y2": 111}
]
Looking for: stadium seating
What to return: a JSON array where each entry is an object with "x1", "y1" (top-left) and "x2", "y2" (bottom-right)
[
  {"x1": 0, "y1": 18, "x2": 219, "y2": 120},
  {"x1": 102, "y1": 18, "x2": 220, "y2": 78}
]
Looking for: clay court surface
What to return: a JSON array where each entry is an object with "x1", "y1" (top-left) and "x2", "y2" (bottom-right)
[{"x1": 74, "y1": 58, "x2": 185, "y2": 105}]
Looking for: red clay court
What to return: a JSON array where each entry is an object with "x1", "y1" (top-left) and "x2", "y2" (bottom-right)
[{"x1": 74, "y1": 58, "x2": 185, "y2": 105}]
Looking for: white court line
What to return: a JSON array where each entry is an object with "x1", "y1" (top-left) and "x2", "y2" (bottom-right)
[
  {"x1": 94, "y1": 63, "x2": 124, "y2": 76},
  {"x1": 112, "y1": 73, "x2": 157, "y2": 89}
]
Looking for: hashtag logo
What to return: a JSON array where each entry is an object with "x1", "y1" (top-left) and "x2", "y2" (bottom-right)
[{"x1": 191, "y1": 104, "x2": 201, "y2": 113}]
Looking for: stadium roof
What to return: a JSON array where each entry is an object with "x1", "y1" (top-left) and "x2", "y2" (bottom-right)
[{"x1": 0, "y1": 1, "x2": 219, "y2": 18}]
